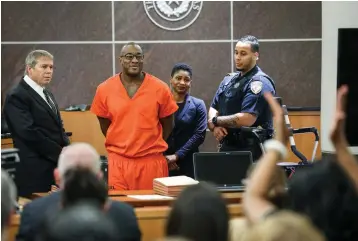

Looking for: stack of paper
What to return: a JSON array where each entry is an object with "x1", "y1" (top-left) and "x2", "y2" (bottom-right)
[
  {"x1": 127, "y1": 195, "x2": 174, "y2": 200},
  {"x1": 153, "y1": 175, "x2": 199, "y2": 197}
]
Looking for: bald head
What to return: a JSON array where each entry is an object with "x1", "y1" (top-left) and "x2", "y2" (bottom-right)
[
  {"x1": 119, "y1": 42, "x2": 144, "y2": 77},
  {"x1": 57, "y1": 143, "x2": 101, "y2": 180},
  {"x1": 120, "y1": 42, "x2": 142, "y2": 56}
]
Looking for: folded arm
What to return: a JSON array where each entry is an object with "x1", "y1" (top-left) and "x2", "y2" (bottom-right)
[{"x1": 215, "y1": 112, "x2": 257, "y2": 128}]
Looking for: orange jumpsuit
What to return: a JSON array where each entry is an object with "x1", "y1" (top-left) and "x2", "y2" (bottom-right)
[{"x1": 91, "y1": 73, "x2": 178, "y2": 190}]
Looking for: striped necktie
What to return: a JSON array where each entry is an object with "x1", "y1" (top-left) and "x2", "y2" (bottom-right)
[{"x1": 43, "y1": 89, "x2": 57, "y2": 114}]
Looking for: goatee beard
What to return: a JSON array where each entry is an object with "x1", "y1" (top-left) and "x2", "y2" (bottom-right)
[{"x1": 127, "y1": 72, "x2": 141, "y2": 78}]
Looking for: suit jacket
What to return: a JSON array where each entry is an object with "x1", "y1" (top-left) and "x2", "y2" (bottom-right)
[
  {"x1": 166, "y1": 95, "x2": 207, "y2": 178},
  {"x1": 16, "y1": 192, "x2": 141, "y2": 241},
  {"x1": 3, "y1": 78, "x2": 69, "y2": 197}
]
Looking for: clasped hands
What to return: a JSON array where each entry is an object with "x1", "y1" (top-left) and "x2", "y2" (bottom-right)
[
  {"x1": 165, "y1": 154, "x2": 179, "y2": 171},
  {"x1": 208, "y1": 118, "x2": 228, "y2": 141}
]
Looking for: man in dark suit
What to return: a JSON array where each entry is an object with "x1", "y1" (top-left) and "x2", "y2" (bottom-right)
[
  {"x1": 3, "y1": 50, "x2": 69, "y2": 197},
  {"x1": 165, "y1": 63, "x2": 207, "y2": 178},
  {"x1": 16, "y1": 143, "x2": 141, "y2": 241}
]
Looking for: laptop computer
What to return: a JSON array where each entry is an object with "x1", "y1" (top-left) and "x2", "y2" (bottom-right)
[{"x1": 193, "y1": 151, "x2": 253, "y2": 192}]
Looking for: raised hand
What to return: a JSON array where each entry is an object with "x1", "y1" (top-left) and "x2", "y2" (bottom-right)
[
  {"x1": 263, "y1": 92, "x2": 289, "y2": 145},
  {"x1": 328, "y1": 85, "x2": 358, "y2": 191},
  {"x1": 330, "y1": 85, "x2": 349, "y2": 145}
]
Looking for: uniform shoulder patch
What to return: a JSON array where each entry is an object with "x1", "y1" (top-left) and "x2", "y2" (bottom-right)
[{"x1": 250, "y1": 81, "x2": 263, "y2": 94}]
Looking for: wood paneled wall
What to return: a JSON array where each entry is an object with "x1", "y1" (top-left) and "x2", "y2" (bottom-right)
[{"x1": 59, "y1": 111, "x2": 321, "y2": 162}]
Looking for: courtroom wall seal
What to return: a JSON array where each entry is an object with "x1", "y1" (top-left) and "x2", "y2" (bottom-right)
[{"x1": 143, "y1": 1, "x2": 203, "y2": 31}]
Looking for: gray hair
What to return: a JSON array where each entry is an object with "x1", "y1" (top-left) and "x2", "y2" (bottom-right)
[
  {"x1": 1, "y1": 170, "x2": 17, "y2": 231},
  {"x1": 24, "y1": 49, "x2": 54, "y2": 75},
  {"x1": 57, "y1": 143, "x2": 101, "y2": 186}
]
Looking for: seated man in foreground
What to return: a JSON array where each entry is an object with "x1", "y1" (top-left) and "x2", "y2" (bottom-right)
[{"x1": 16, "y1": 143, "x2": 141, "y2": 241}]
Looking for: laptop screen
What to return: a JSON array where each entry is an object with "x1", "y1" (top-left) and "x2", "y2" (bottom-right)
[{"x1": 193, "y1": 151, "x2": 253, "y2": 187}]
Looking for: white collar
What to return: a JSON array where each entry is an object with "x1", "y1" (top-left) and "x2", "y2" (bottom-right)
[{"x1": 23, "y1": 75, "x2": 45, "y2": 93}]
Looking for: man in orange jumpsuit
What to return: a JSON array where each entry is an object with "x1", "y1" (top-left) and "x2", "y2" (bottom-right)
[{"x1": 91, "y1": 42, "x2": 178, "y2": 190}]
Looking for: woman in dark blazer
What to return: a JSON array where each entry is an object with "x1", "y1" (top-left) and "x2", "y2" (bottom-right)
[{"x1": 165, "y1": 63, "x2": 207, "y2": 178}]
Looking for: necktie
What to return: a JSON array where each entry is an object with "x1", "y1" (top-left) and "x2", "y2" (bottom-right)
[{"x1": 43, "y1": 89, "x2": 57, "y2": 114}]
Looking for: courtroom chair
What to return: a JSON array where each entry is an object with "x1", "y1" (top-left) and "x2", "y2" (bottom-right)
[
  {"x1": 1, "y1": 113, "x2": 12, "y2": 139},
  {"x1": 240, "y1": 96, "x2": 320, "y2": 173}
]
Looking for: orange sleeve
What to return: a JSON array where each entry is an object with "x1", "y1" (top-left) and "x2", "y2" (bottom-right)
[
  {"x1": 158, "y1": 84, "x2": 178, "y2": 119},
  {"x1": 90, "y1": 85, "x2": 110, "y2": 118}
]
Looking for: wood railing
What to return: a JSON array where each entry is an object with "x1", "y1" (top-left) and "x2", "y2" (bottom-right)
[{"x1": 2, "y1": 110, "x2": 321, "y2": 162}]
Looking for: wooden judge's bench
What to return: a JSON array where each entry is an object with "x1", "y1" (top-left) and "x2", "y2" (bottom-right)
[{"x1": 8, "y1": 190, "x2": 243, "y2": 241}]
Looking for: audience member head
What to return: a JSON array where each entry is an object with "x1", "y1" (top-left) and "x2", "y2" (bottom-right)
[
  {"x1": 54, "y1": 142, "x2": 101, "y2": 188},
  {"x1": 235, "y1": 35, "x2": 259, "y2": 73},
  {"x1": 170, "y1": 63, "x2": 193, "y2": 95},
  {"x1": 244, "y1": 163, "x2": 288, "y2": 208},
  {"x1": 61, "y1": 167, "x2": 107, "y2": 209},
  {"x1": 166, "y1": 182, "x2": 229, "y2": 241},
  {"x1": 242, "y1": 211, "x2": 325, "y2": 241},
  {"x1": 36, "y1": 202, "x2": 117, "y2": 241},
  {"x1": 156, "y1": 237, "x2": 192, "y2": 241},
  {"x1": 24, "y1": 49, "x2": 54, "y2": 87},
  {"x1": 1, "y1": 170, "x2": 17, "y2": 232},
  {"x1": 287, "y1": 159, "x2": 358, "y2": 241},
  {"x1": 119, "y1": 42, "x2": 144, "y2": 77}
]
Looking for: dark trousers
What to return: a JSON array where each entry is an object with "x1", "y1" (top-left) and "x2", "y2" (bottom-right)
[
  {"x1": 219, "y1": 136, "x2": 264, "y2": 162},
  {"x1": 169, "y1": 157, "x2": 195, "y2": 179}
]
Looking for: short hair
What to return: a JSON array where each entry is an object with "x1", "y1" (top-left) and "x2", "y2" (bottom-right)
[
  {"x1": 1, "y1": 170, "x2": 17, "y2": 231},
  {"x1": 287, "y1": 160, "x2": 358, "y2": 241},
  {"x1": 238, "y1": 35, "x2": 260, "y2": 53},
  {"x1": 57, "y1": 143, "x2": 101, "y2": 183},
  {"x1": 166, "y1": 182, "x2": 229, "y2": 241},
  {"x1": 24, "y1": 49, "x2": 53, "y2": 75},
  {"x1": 62, "y1": 167, "x2": 107, "y2": 208},
  {"x1": 37, "y1": 202, "x2": 118, "y2": 241},
  {"x1": 171, "y1": 63, "x2": 193, "y2": 78},
  {"x1": 120, "y1": 42, "x2": 142, "y2": 55}
]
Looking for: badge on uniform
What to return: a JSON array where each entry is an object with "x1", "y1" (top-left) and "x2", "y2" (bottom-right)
[{"x1": 250, "y1": 81, "x2": 263, "y2": 94}]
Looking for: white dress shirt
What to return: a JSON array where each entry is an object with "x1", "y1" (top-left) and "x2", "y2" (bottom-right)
[{"x1": 23, "y1": 75, "x2": 54, "y2": 109}]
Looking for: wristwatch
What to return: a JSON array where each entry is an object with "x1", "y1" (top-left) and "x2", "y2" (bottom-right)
[{"x1": 212, "y1": 116, "x2": 218, "y2": 126}]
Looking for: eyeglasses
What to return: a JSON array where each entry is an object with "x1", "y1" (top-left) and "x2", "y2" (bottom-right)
[{"x1": 121, "y1": 54, "x2": 144, "y2": 61}]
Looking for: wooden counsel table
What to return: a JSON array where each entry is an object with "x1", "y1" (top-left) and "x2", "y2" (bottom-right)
[
  {"x1": 31, "y1": 190, "x2": 243, "y2": 207},
  {"x1": 9, "y1": 190, "x2": 244, "y2": 241}
]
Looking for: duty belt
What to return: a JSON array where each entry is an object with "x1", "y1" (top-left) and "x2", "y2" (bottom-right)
[{"x1": 220, "y1": 129, "x2": 271, "y2": 146}]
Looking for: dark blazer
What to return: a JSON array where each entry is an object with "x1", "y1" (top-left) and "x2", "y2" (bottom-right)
[
  {"x1": 166, "y1": 95, "x2": 207, "y2": 178},
  {"x1": 16, "y1": 192, "x2": 141, "y2": 241},
  {"x1": 3, "y1": 78, "x2": 69, "y2": 197}
]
